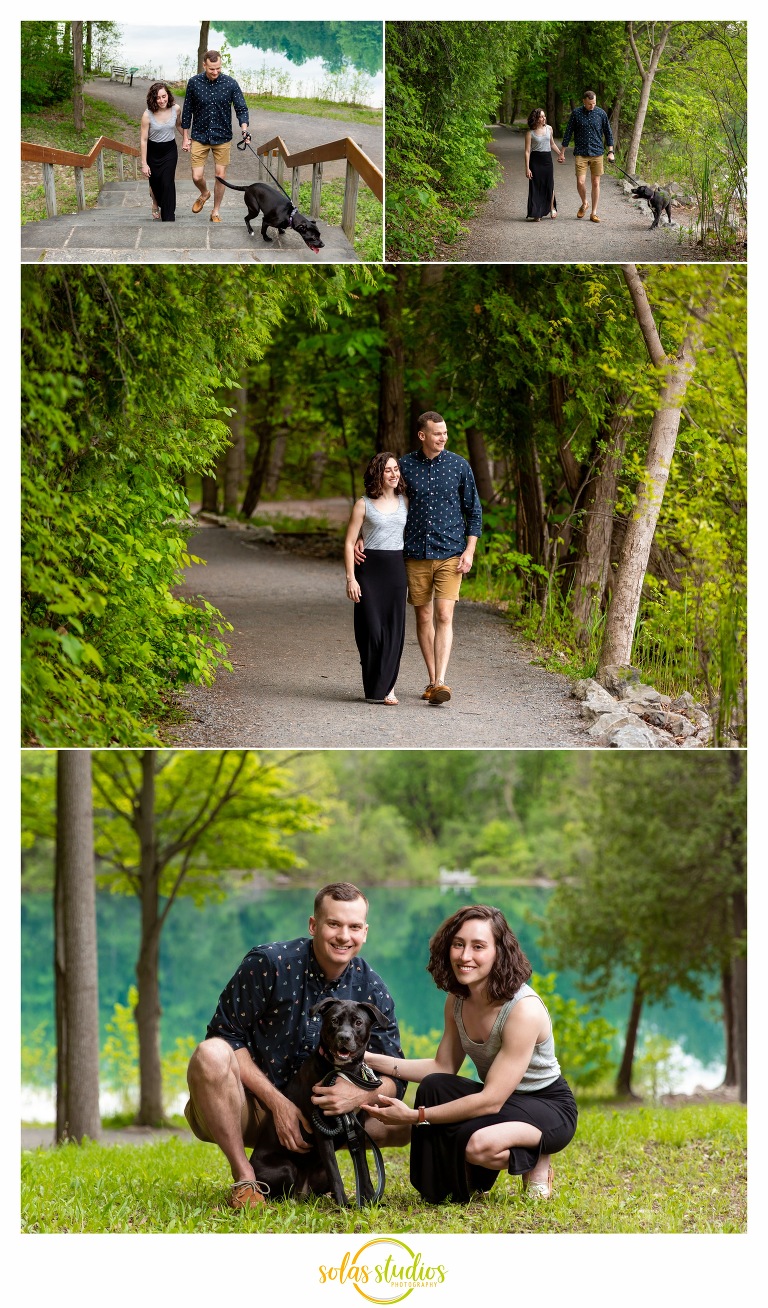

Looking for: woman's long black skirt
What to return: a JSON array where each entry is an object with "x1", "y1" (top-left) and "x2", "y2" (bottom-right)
[
  {"x1": 353, "y1": 548, "x2": 407, "y2": 700},
  {"x1": 147, "y1": 139, "x2": 178, "y2": 221},
  {"x1": 410, "y1": 1072, "x2": 578, "y2": 1204},
  {"x1": 527, "y1": 151, "x2": 556, "y2": 219}
]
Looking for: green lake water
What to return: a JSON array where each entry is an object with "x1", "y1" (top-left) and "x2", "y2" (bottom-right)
[{"x1": 21, "y1": 886, "x2": 725, "y2": 1082}]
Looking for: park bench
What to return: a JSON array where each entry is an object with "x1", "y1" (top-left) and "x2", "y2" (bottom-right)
[{"x1": 110, "y1": 66, "x2": 139, "y2": 86}]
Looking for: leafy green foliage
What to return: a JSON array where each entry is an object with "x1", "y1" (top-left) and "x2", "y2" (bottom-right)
[
  {"x1": 21, "y1": 22, "x2": 74, "y2": 106},
  {"x1": 531, "y1": 973, "x2": 617, "y2": 1088}
]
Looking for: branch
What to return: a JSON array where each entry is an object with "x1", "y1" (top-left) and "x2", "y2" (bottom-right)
[
  {"x1": 621, "y1": 265, "x2": 667, "y2": 367},
  {"x1": 627, "y1": 21, "x2": 646, "y2": 78}
]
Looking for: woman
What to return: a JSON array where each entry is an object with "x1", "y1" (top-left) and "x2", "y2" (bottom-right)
[
  {"x1": 344, "y1": 453, "x2": 408, "y2": 705},
  {"x1": 140, "y1": 82, "x2": 182, "y2": 222},
  {"x1": 365, "y1": 905, "x2": 577, "y2": 1203},
  {"x1": 524, "y1": 108, "x2": 564, "y2": 221}
]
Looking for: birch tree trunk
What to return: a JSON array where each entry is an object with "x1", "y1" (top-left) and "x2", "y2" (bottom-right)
[
  {"x1": 597, "y1": 266, "x2": 717, "y2": 676},
  {"x1": 625, "y1": 22, "x2": 674, "y2": 175},
  {"x1": 56, "y1": 750, "x2": 101, "y2": 1143}
]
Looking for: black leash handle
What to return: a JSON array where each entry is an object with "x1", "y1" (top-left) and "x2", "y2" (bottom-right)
[{"x1": 236, "y1": 134, "x2": 293, "y2": 202}]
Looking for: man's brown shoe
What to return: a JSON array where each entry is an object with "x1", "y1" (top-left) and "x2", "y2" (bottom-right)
[
  {"x1": 210, "y1": 213, "x2": 222, "y2": 222},
  {"x1": 425, "y1": 683, "x2": 451, "y2": 704},
  {"x1": 421, "y1": 683, "x2": 435, "y2": 700},
  {"x1": 590, "y1": 213, "x2": 601, "y2": 222},
  {"x1": 577, "y1": 202, "x2": 588, "y2": 218},
  {"x1": 228, "y1": 1178, "x2": 269, "y2": 1208},
  {"x1": 192, "y1": 191, "x2": 211, "y2": 213}
]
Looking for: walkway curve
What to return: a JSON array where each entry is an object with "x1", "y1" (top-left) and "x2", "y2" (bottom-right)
[
  {"x1": 168, "y1": 526, "x2": 589, "y2": 749},
  {"x1": 450, "y1": 125, "x2": 695, "y2": 263}
]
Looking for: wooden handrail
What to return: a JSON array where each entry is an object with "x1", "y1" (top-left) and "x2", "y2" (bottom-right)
[
  {"x1": 21, "y1": 136, "x2": 139, "y2": 168},
  {"x1": 256, "y1": 134, "x2": 383, "y2": 202}
]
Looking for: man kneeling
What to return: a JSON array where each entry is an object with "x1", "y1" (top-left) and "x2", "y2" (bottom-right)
[{"x1": 184, "y1": 881, "x2": 408, "y2": 1208}]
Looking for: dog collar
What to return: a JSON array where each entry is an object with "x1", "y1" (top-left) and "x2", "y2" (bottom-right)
[
  {"x1": 316, "y1": 1049, "x2": 382, "y2": 1091},
  {"x1": 289, "y1": 207, "x2": 299, "y2": 229}
]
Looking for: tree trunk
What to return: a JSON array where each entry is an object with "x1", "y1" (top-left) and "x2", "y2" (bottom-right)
[
  {"x1": 616, "y1": 978, "x2": 644, "y2": 1097},
  {"x1": 515, "y1": 435, "x2": 549, "y2": 576},
  {"x1": 728, "y1": 750, "x2": 747, "y2": 1103},
  {"x1": 376, "y1": 266, "x2": 407, "y2": 455},
  {"x1": 135, "y1": 753, "x2": 165, "y2": 1125},
  {"x1": 720, "y1": 965, "x2": 738, "y2": 1087},
  {"x1": 56, "y1": 750, "x2": 101, "y2": 1143},
  {"x1": 597, "y1": 266, "x2": 711, "y2": 676},
  {"x1": 570, "y1": 403, "x2": 630, "y2": 643},
  {"x1": 197, "y1": 22, "x2": 211, "y2": 73},
  {"x1": 200, "y1": 474, "x2": 219, "y2": 514},
  {"x1": 241, "y1": 426, "x2": 275, "y2": 518},
  {"x1": 84, "y1": 22, "x2": 92, "y2": 76},
  {"x1": 72, "y1": 21, "x2": 84, "y2": 133},
  {"x1": 264, "y1": 432, "x2": 288, "y2": 497},
  {"x1": 54, "y1": 829, "x2": 67, "y2": 1143},
  {"x1": 224, "y1": 386, "x2": 247, "y2": 513},
  {"x1": 465, "y1": 428, "x2": 494, "y2": 503},
  {"x1": 625, "y1": 22, "x2": 674, "y2": 175}
]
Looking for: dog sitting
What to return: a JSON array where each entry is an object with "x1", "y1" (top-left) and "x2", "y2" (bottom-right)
[
  {"x1": 248, "y1": 998, "x2": 387, "y2": 1206},
  {"x1": 631, "y1": 183, "x2": 674, "y2": 229},
  {"x1": 219, "y1": 178, "x2": 324, "y2": 251}
]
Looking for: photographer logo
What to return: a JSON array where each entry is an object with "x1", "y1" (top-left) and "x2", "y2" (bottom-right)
[{"x1": 318, "y1": 1237, "x2": 447, "y2": 1303}]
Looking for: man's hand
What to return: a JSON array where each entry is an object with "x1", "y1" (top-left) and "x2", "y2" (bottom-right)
[
  {"x1": 557, "y1": 153, "x2": 566, "y2": 164},
  {"x1": 312, "y1": 1077, "x2": 367, "y2": 1116},
  {"x1": 456, "y1": 549, "x2": 475, "y2": 575},
  {"x1": 272, "y1": 1097, "x2": 312, "y2": 1153},
  {"x1": 182, "y1": 136, "x2": 191, "y2": 153},
  {"x1": 353, "y1": 538, "x2": 366, "y2": 566},
  {"x1": 607, "y1": 151, "x2": 615, "y2": 161}
]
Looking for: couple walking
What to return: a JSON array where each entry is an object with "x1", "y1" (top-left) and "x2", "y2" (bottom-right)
[
  {"x1": 185, "y1": 882, "x2": 578, "y2": 1209},
  {"x1": 343, "y1": 412, "x2": 483, "y2": 707},
  {"x1": 140, "y1": 48, "x2": 249, "y2": 223},
  {"x1": 525, "y1": 90, "x2": 615, "y2": 223}
]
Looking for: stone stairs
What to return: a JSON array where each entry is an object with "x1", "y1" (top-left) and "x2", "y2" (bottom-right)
[{"x1": 21, "y1": 180, "x2": 361, "y2": 263}]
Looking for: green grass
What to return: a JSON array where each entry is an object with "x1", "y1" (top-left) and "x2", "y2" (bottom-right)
[
  {"x1": 240, "y1": 92, "x2": 381, "y2": 127},
  {"x1": 21, "y1": 1102, "x2": 745, "y2": 1233},
  {"x1": 297, "y1": 178, "x2": 383, "y2": 261},
  {"x1": 21, "y1": 95, "x2": 140, "y2": 224}
]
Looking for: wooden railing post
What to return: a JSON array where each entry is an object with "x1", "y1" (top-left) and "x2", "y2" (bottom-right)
[
  {"x1": 277, "y1": 151, "x2": 285, "y2": 188},
  {"x1": 291, "y1": 168, "x2": 300, "y2": 207},
  {"x1": 96, "y1": 152, "x2": 105, "y2": 187},
  {"x1": 310, "y1": 162, "x2": 323, "y2": 219},
  {"x1": 74, "y1": 167, "x2": 86, "y2": 211},
  {"x1": 42, "y1": 162, "x2": 57, "y2": 218},
  {"x1": 341, "y1": 161, "x2": 360, "y2": 243},
  {"x1": 117, "y1": 152, "x2": 125, "y2": 181}
]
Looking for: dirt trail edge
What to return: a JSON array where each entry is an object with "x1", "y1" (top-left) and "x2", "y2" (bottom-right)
[{"x1": 169, "y1": 527, "x2": 589, "y2": 749}]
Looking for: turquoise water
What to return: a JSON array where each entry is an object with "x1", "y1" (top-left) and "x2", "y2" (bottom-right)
[{"x1": 22, "y1": 887, "x2": 725, "y2": 1082}]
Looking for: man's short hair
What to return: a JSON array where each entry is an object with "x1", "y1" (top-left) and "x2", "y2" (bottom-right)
[
  {"x1": 204, "y1": 50, "x2": 222, "y2": 63},
  {"x1": 583, "y1": 90, "x2": 596, "y2": 100},
  {"x1": 314, "y1": 882, "x2": 369, "y2": 917},
  {"x1": 417, "y1": 410, "x2": 445, "y2": 432}
]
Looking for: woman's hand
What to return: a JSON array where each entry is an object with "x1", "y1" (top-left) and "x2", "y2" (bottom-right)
[
  {"x1": 526, "y1": 168, "x2": 532, "y2": 179},
  {"x1": 142, "y1": 163, "x2": 151, "y2": 178},
  {"x1": 346, "y1": 577, "x2": 361, "y2": 603},
  {"x1": 364, "y1": 1094, "x2": 416, "y2": 1126}
]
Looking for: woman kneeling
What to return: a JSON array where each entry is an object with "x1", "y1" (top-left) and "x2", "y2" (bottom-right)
[{"x1": 365, "y1": 904, "x2": 577, "y2": 1203}]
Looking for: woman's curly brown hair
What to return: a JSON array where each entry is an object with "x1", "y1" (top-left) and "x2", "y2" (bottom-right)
[
  {"x1": 527, "y1": 107, "x2": 546, "y2": 130},
  {"x1": 427, "y1": 904, "x2": 532, "y2": 1001},
  {"x1": 363, "y1": 452, "x2": 404, "y2": 499},
  {"x1": 147, "y1": 82, "x2": 175, "y2": 113}
]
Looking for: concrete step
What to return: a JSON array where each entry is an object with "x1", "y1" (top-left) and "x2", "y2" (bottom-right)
[{"x1": 21, "y1": 181, "x2": 361, "y2": 263}]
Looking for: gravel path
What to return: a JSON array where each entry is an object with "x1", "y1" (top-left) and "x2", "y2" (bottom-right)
[
  {"x1": 450, "y1": 125, "x2": 694, "y2": 263},
  {"x1": 85, "y1": 77, "x2": 383, "y2": 183},
  {"x1": 168, "y1": 526, "x2": 589, "y2": 749}
]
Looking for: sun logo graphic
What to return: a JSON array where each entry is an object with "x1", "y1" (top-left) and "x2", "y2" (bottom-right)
[{"x1": 318, "y1": 1237, "x2": 448, "y2": 1303}]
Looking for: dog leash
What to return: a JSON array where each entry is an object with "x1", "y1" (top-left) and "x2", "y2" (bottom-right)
[
  {"x1": 237, "y1": 133, "x2": 294, "y2": 202},
  {"x1": 311, "y1": 1065, "x2": 386, "y2": 1206}
]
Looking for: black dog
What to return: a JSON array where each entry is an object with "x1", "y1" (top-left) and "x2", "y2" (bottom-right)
[
  {"x1": 631, "y1": 183, "x2": 674, "y2": 229},
  {"x1": 248, "y1": 998, "x2": 387, "y2": 1206},
  {"x1": 219, "y1": 178, "x2": 324, "y2": 251}
]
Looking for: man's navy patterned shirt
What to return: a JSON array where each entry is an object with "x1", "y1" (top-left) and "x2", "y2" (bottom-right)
[
  {"x1": 206, "y1": 936, "x2": 406, "y2": 1095},
  {"x1": 562, "y1": 105, "x2": 614, "y2": 157},
  {"x1": 181, "y1": 71, "x2": 249, "y2": 144},
  {"x1": 399, "y1": 449, "x2": 483, "y2": 559}
]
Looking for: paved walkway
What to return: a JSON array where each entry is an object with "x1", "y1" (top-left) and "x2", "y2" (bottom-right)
[
  {"x1": 168, "y1": 525, "x2": 589, "y2": 749},
  {"x1": 450, "y1": 125, "x2": 694, "y2": 263}
]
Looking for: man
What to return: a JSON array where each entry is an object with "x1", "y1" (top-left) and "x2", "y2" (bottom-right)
[
  {"x1": 184, "y1": 882, "x2": 407, "y2": 1209},
  {"x1": 559, "y1": 90, "x2": 615, "y2": 223},
  {"x1": 181, "y1": 49, "x2": 250, "y2": 223},
  {"x1": 358, "y1": 412, "x2": 482, "y2": 705}
]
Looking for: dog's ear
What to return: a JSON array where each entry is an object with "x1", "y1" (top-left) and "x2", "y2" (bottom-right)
[
  {"x1": 310, "y1": 998, "x2": 340, "y2": 1018},
  {"x1": 357, "y1": 1003, "x2": 388, "y2": 1028}
]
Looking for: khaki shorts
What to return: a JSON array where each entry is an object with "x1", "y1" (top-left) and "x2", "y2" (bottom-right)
[
  {"x1": 190, "y1": 140, "x2": 231, "y2": 168},
  {"x1": 405, "y1": 556, "x2": 463, "y2": 606},
  {"x1": 184, "y1": 1089, "x2": 266, "y2": 1148},
  {"x1": 574, "y1": 154, "x2": 604, "y2": 178}
]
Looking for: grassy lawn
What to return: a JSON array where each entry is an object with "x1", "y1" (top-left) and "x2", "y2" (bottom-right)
[
  {"x1": 21, "y1": 1101, "x2": 745, "y2": 1234},
  {"x1": 21, "y1": 95, "x2": 140, "y2": 224}
]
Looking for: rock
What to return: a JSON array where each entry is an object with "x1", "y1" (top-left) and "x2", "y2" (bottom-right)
[
  {"x1": 587, "y1": 709, "x2": 636, "y2": 739},
  {"x1": 599, "y1": 665, "x2": 642, "y2": 697},
  {"x1": 679, "y1": 736, "x2": 704, "y2": 748},
  {"x1": 624, "y1": 684, "x2": 672, "y2": 708},
  {"x1": 604, "y1": 721, "x2": 659, "y2": 748},
  {"x1": 198, "y1": 511, "x2": 227, "y2": 526},
  {"x1": 245, "y1": 525, "x2": 276, "y2": 541},
  {"x1": 575, "y1": 680, "x2": 620, "y2": 722},
  {"x1": 638, "y1": 708, "x2": 695, "y2": 738}
]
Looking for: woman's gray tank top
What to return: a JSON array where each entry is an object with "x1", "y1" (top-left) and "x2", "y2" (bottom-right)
[
  {"x1": 453, "y1": 983, "x2": 561, "y2": 1091},
  {"x1": 529, "y1": 126, "x2": 552, "y2": 153},
  {"x1": 361, "y1": 495, "x2": 407, "y2": 550},
  {"x1": 148, "y1": 104, "x2": 179, "y2": 142}
]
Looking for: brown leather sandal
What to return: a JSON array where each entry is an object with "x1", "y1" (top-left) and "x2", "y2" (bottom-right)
[
  {"x1": 192, "y1": 190, "x2": 211, "y2": 213},
  {"x1": 227, "y1": 1178, "x2": 269, "y2": 1208}
]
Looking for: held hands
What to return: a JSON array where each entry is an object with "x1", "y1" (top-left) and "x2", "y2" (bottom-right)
[
  {"x1": 312, "y1": 1077, "x2": 366, "y2": 1116},
  {"x1": 182, "y1": 137, "x2": 191, "y2": 152},
  {"x1": 364, "y1": 1094, "x2": 416, "y2": 1126},
  {"x1": 273, "y1": 1098, "x2": 312, "y2": 1153},
  {"x1": 353, "y1": 538, "x2": 366, "y2": 566},
  {"x1": 557, "y1": 153, "x2": 566, "y2": 164},
  {"x1": 346, "y1": 577, "x2": 362, "y2": 603}
]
